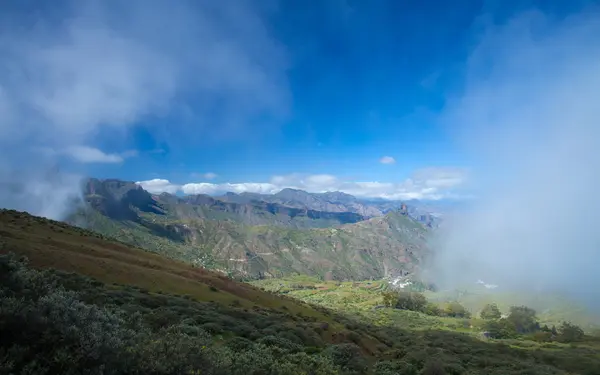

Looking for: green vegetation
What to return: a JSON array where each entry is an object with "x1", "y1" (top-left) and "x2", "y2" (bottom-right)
[
  {"x1": 480, "y1": 303, "x2": 502, "y2": 320},
  {"x1": 0, "y1": 253, "x2": 340, "y2": 374},
  {"x1": 3, "y1": 209, "x2": 600, "y2": 374},
  {"x1": 69, "y1": 191, "x2": 429, "y2": 281},
  {"x1": 382, "y1": 290, "x2": 471, "y2": 319},
  {"x1": 253, "y1": 276, "x2": 600, "y2": 374}
]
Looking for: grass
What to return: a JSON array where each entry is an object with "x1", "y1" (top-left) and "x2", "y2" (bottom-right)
[
  {"x1": 0, "y1": 209, "x2": 335, "y2": 323},
  {"x1": 70, "y1": 203, "x2": 429, "y2": 282},
  {"x1": 251, "y1": 276, "x2": 600, "y2": 349},
  {"x1": 3, "y1": 208, "x2": 600, "y2": 374}
]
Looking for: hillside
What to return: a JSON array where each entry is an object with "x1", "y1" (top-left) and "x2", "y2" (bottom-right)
[
  {"x1": 2, "y1": 209, "x2": 600, "y2": 374},
  {"x1": 69, "y1": 178, "x2": 432, "y2": 280},
  {"x1": 85, "y1": 178, "x2": 366, "y2": 229},
  {"x1": 219, "y1": 188, "x2": 385, "y2": 217},
  {"x1": 218, "y1": 189, "x2": 442, "y2": 227}
]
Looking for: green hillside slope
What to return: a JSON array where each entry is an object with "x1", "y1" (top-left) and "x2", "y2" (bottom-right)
[
  {"x1": 2, "y1": 209, "x2": 600, "y2": 374},
  {"x1": 69, "y1": 179, "x2": 431, "y2": 280}
]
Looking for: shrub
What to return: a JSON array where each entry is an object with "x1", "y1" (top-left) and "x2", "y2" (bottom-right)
[
  {"x1": 557, "y1": 321, "x2": 584, "y2": 343},
  {"x1": 423, "y1": 302, "x2": 442, "y2": 316},
  {"x1": 374, "y1": 360, "x2": 418, "y2": 375},
  {"x1": 531, "y1": 331, "x2": 553, "y2": 342},
  {"x1": 443, "y1": 302, "x2": 471, "y2": 319},
  {"x1": 256, "y1": 335, "x2": 303, "y2": 353},
  {"x1": 383, "y1": 290, "x2": 428, "y2": 312},
  {"x1": 480, "y1": 303, "x2": 502, "y2": 320},
  {"x1": 421, "y1": 359, "x2": 447, "y2": 375},
  {"x1": 507, "y1": 305, "x2": 539, "y2": 334},
  {"x1": 485, "y1": 319, "x2": 517, "y2": 339},
  {"x1": 324, "y1": 343, "x2": 369, "y2": 374}
]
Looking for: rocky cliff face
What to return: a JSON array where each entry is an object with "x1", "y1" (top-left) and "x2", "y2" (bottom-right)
[
  {"x1": 70, "y1": 178, "x2": 431, "y2": 280},
  {"x1": 218, "y1": 189, "x2": 384, "y2": 217}
]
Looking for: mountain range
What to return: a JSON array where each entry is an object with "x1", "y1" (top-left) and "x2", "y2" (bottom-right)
[
  {"x1": 217, "y1": 188, "x2": 444, "y2": 227},
  {"x1": 67, "y1": 178, "x2": 435, "y2": 281}
]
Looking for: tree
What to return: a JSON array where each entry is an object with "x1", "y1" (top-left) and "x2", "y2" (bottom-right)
[
  {"x1": 480, "y1": 303, "x2": 501, "y2": 320},
  {"x1": 382, "y1": 291, "x2": 397, "y2": 308},
  {"x1": 395, "y1": 291, "x2": 427, "y2": 311},
  {"x1": 557, "y1": 321, "x2": 584, "y2": 343},
  {"x1": 444, "y1": 302, "x2": 471, "y2": 318},
  {"x1": 423, "y1": 302, "x2": 442, "y2": 316},
  {"x1": 507, "y1": 306, "x2": 539, "y2": 334},
  {"x1": 484, "y1": 319, "x2": 517, "y2": 339},
  {"x1": 382, "y1": 290, "x2": 427, "y2": 312}
]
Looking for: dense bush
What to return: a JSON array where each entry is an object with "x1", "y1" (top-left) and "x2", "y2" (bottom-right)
[
  {"x1": 1, "y1": 252, "x2": 599, "y2": 375},
  {"x1": 506, "y1": 306, "x2": 539, "y2": 334},
  {"x1": 483, "y1": 305, "x2": 541, "y2": 339},
  {"x1": 0, "y1": 254, "x2": 341, "y2": 375},
  {"x1": 382, "y1": 291, "x2": 471, "y2": 319},
  {"x1": 480, "y1": 303, "x2": 502, "y2": 320},
  {"x1": 323, "y1": 343, "x2": 369, "y2": 374},
  {"x1": 382, "y1": 290, "x2": 427, "y2": 312},
  {"x1": 442, "y1": 302, "x2": 471, "y2": 319},
  {"x1": 484, "y1": 319, "x2": 518, "y2": 339},
  {"x1": 557, "y1": 321, "x2": 584, "y2": 343}
]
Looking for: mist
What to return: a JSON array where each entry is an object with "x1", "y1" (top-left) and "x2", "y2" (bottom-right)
[
  {"x1": 0, "y1": 0, "x2": 288, "y2": 220},
  {"x1": 429, "y1": 7, "x2": 600, "y2": 307}
]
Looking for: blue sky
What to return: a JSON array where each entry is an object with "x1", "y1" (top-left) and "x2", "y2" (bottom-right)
[{"x1": 0, "y1": 0, "x2": 596, "y2": 200}]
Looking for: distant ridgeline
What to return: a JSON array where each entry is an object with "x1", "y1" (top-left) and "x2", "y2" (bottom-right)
[{"x1": 66, "y1": 178, "x2": 435, "y2": 281}]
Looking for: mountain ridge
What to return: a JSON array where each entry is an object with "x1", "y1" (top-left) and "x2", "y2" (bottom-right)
[
  {"x1": 71, "y1": 178, "x2": 432, "y2": 281},
  {"x1": 3, "y1": 208, "x2": 598, "y2": 375}
]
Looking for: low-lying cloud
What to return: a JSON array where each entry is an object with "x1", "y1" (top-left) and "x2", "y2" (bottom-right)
[
  {"x1": 0, "y1": 0, "x2": 289, "y2": 219},
  {"x1": 430, "y1": 6, "x2": 600, "y2": 307},
  {"x1": 137, "y1": 167, "x2": 468, "y2": 200}
]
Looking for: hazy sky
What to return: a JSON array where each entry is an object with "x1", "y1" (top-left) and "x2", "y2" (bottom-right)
[
  {"x1": 0, "y1": 0, "x2": 598, "y2": 208},
  {"x1": 428, "y1": 4, "x2": 600, "y2": 307}
]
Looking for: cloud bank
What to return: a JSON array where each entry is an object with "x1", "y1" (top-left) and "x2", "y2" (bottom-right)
[
  {"x1": 0, "y1": 0, "x2": 289, "y2": 219},
  {"x1": 137, "y1": 167, "x2": 468, "y2": 200},
  {"x1": 430, "y1": 6, "x2": 600, "y2": 307}
]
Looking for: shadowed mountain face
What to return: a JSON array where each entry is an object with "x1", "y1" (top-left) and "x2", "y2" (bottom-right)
[
  {"x1": 218, "y1": 189, "x2": 443, "y2": 228},
  {"x1": 83, "y1": 179, "x2": 367, "y2": 229},
  {"x1": 219, "y1": 188, "x2": 385, "y2": 217},
  {"x1": 85, "y1": 178, "x2": 164, "y2": 221},
  {"x1": 69, "y1": 178, "x2": 431, "y2": 280}
]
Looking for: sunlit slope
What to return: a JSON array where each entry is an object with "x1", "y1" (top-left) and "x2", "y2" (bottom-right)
[
  {"x1": 0, "y1": 209, "x2": 332, "y2": 320},
  {"x1": 71, "y1": 194, "x2": 430, "y2": 280}
]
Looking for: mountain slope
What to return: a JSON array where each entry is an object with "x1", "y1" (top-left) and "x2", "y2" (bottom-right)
[
  {"x1": 0, "y1": 209, "x2": 305, "y2": 311},
  {"x1": 219, "y1": 188, "x2": 442, "y2": 227},
  {"x1": 86, "y1": 178, "x2": 366, "y2": 229},
  {"x1": 2, "y1": 209, "x2": 599, "y2": 375},
  {"x1": 72, "y1": 204, "x2": 429, "y2": 280},
  {"x1": 70, "y1": 179, "x2": 431, "y2": 280},
  {"x1": 219, "y1": 188, "x2": 384, "y2": 217}
]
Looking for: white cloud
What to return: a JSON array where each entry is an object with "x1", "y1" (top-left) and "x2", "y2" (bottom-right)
[
  {"x1": 39, "y1": 146, "x2": 139, "y2": 164},
  {"x1": 192, "y1": 172, "x2": 218, "y2": 180},
  {"x1": 379, "y1": 156, "x2": 396, "y2": 164},
  {"x1": 182, "y1": 182, "x2": 279, "y2": 196},
  {"x1": 120, "y1": 149, "x2": 139, "y2": 158},
  {"x1": 411, "y1": 167, "x2": 468, "y2": 189},
  {"x1": 65, "y1": 146, "x2": 123, "y2": 163},
  {"x1": 0, "y1": 0, "x2": 289, "y2": 147},
  {"x1": 0, "y1": 0, "x2": 289, "y2": 219},
  {"x1": 136, "y1": 179, "x2": 180, "y2": 195},
  {"x1": 137, "y1": 167, "x2": 467, "y2": 200},
  {"x1": 430, "y1": 6, "x2": 600, "y2": 306}
]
